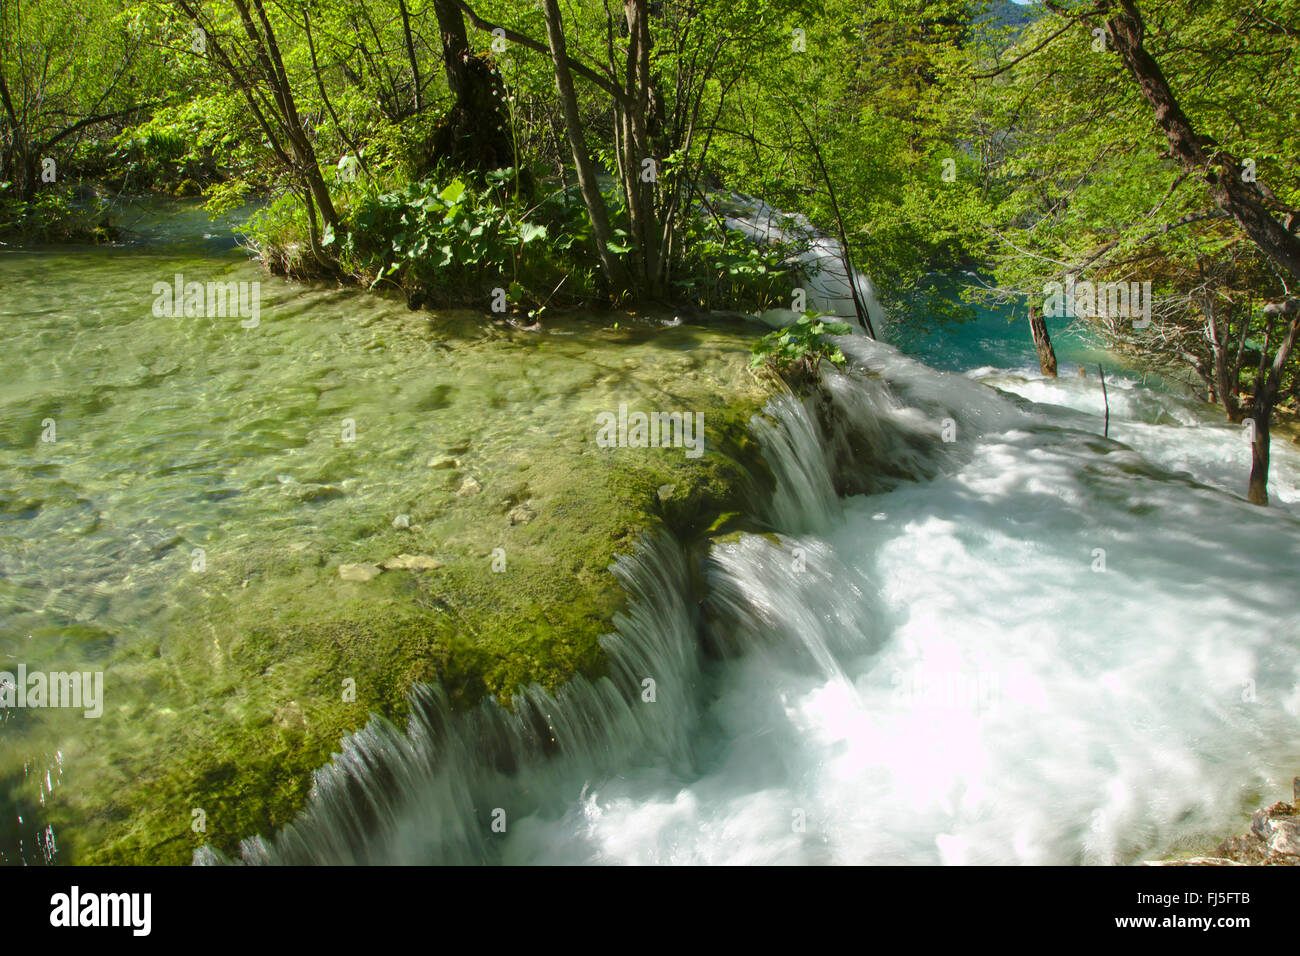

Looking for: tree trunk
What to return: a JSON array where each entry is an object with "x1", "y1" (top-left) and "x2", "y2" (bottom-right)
[
  {"x1": 433, "y1": 0, "x2": 472, "y2": 97},
  {"x1": 398, "y1": 0, "x2": 424, "y2": 112},
  {"x1": 1247, "y1": 394, "x2": 1272, "y2": 505},
  {"x1": 236, "y1": 0, "x2": 340, "y2": 234},
  {"x1": 1029, "y1": 302, "x2": 1058, "y2": 376},
  {"x1": 619, "y1": 0, "x2": 662, "y2": 297},
  {"x1": 541, "y1": 0, "x2": 626, "y2": 292},
  {"x1": 1104, "y1": 0, "x2": 1300, "y2": 287},
  {"x1": 1205, "y1": 298, "x2": 1242, "y2": 423},
  {"x1": 0, "y1": 72, "x2": 34, "y2": 202},
  {"x1": 427, "y1": 0, "x2": 514, "y2": 174},
  {"x1": 175, "y1": 0, "x2": 340, "y2": 271},
  {"x1": 789, "y1": 104, "x2": 876, "y2": 337},
  {"x1": 1247, "y1": 299, "x2": 1300, "y2": 505}
]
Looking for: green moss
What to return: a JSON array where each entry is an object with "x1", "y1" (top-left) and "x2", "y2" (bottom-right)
[{"x1": 36, "y1": 310, "x2": 776, "y2": 865}]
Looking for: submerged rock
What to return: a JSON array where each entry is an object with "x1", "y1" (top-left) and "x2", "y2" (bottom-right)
[
  {"x1": 508, "y1": 504, "x2": 536, "y2": 525},
  {"x1": 1267, "y1": 819, "x2": 1300, "y2": 858},
  {"x1": 272, "y1": 701, "x2": 307, "y2": 733},
  {"x1": 338, "y1": 562, "x2": 382, "y2": 582},
  {"x1": 381, "y1": 553, "x2": 443, "y2": 571},
  {"x1": 291, "y1": 483, "x2": 345, "y2": 502},
  {"x1": 457, "y1": 475, "x2": 483, "y2": 496}
]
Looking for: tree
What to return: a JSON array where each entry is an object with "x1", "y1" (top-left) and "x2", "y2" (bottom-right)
[
  {"x1": 948, "y1": 0, "x2": 1300, "y2": 504},
  {"x1": 1094, "y1": 0, "x2": 1300, "y2": 504},
  {"x1": 0, "y1": 0, "x2": 153, "y2": 204},
  {"x1": 1028, "y1": 302, "x2": 1058, "y2": 376},
  {"x1": 174, "y1": 0, "x2": 341, "y2": 266},
  {"x1": 706, "y1": 0, "x2": 993, "y2": 331},
  {"x1": 539, "y1": 0, "x2": 625, "y2": 291},
  {"x1": 425, "y1": 0, "x2": 513, "y2": 174}
]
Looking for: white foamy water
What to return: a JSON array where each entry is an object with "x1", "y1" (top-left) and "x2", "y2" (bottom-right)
[
  {"x1": 977, "y1": 367, "x2": 1300, "y2": 511},
  {"x1": 218, "y1": 335, "x2": 1300, "y2": 866},
  {"x1": 718, "y1": 194, "x2": 886, "y2": 335}
]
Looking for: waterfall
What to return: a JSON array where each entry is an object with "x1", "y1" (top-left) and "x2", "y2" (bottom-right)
[
  {"x1": 203, "y1": 335, "x2": 1300, "y2": 866},
  {"x1": 198, "y1": 355, "x2": 891, "y2": 865},
  {"x1": 196, "y1": 535, "x2": 703, "y2": 865},
  {"x1": 716, "y1": 193, "x2": 886, "y2": 333}
]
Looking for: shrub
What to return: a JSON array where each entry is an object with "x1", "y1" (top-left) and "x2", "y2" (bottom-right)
[
  {"x1": 750, "y1": 311, "x2": 852, "y2": 379},
  {"x1": 673, "y1": 214, "x2": 801, "y2": 312},
  {"x1": 340, "y1": 173, "x2": 598, "y2": 311}
]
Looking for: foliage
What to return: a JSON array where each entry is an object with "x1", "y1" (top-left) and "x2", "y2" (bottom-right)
[
  {"x1": 750, "y1": 311, "x2": 852, "y2": 378},
  {"x1": 706, "y1": 0, "x2": 995, "y2": 331},
  {"x1": 2, "y1": 0, "x2": 1000, "y2": 317},
  {"x1": 0, "y1": 180, "x2": 116, "y2": 242},
  {"x1": 336, "y1": 173, "x2": 600, "y2": 310},
  {"x1": 673, "y1": 214, "x2": 801, "y2": 312},
  {"x1": 936, "y1": 0, "x2": 1300, "y2": 415}
]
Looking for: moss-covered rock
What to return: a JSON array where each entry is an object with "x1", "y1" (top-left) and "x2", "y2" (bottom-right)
[{"x1": 30, "y1": 309, "x2": 775, "y2": 864}]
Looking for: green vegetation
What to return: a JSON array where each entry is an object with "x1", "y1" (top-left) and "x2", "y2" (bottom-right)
[
  {"x1": 750, "y1": 311, "x2": 852, "y2": 380},
  {"x1": 1, "y1": 0, "x2": 974, "y2": 314},
  {"x1": 324, "y1": 173, "x2": 599, "y2": 310}
]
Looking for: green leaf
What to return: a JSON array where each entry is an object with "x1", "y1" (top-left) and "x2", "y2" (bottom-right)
[
  {"x1": 438, "y1": 180, "x2": 467, "y2": 204},
  {"x1": 518, "y1": 222, "x2": 548, "y2": 244}
]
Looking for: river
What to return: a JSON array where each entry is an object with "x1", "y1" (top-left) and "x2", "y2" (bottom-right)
[{"x1": 3, "y1": 200, "x2": 1299, "y2": 865}]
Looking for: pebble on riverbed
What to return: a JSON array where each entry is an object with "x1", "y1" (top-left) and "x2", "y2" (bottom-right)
[
  {"x1": 508, "y1": 504, "x2": 536, "y2": 525},
  {"x1": 291, "y1": 483, "x2": 346, "y2": 502},
  {"x1": 381, "y1": 553, "x2": 443, "y2": 571},
  {"x1": 338, "y1": 563, "x2": 382, "y2": 582},
  {"x1": 339, "y1": 555, "x2": 443, "y2": 578}
]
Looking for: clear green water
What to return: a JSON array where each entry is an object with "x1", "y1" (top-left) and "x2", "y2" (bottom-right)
[{"x1": 0, "y1": 200, "x2": 768, "y2": 863}]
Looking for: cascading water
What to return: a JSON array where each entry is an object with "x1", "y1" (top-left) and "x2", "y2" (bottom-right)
[
  {"x1": 202, "y1": 535, "x2": 706, "y2": 865},
  {"x1": 210, "y1": 331, "x2": 1300, "y2": 865},
  {"x1": 694, "y1": 340, "x2": 1300, "y2": 865},
  {"x1": 716, "y1": 194, "x2": 886, "y2": 334}
]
